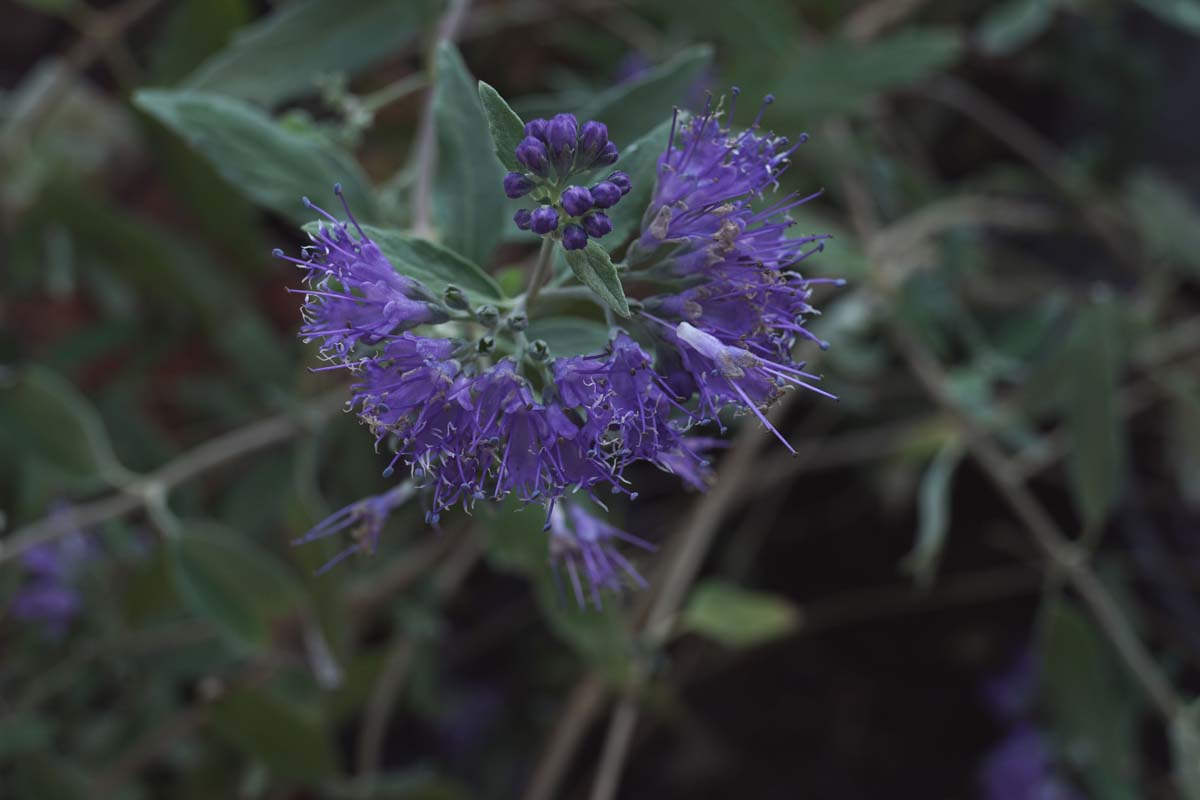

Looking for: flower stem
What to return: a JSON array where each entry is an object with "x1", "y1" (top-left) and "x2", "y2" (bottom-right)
[{"x1": 524, "y1": 237, "x2": 556, "y2": 311}]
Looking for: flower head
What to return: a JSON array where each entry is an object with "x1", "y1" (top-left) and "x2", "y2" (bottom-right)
[
  {"x1": 12, "y1": 508, "x2": 93, "y2": 637},
  {"x1": 549, "y1": 503, "x2": 655, "y2": 609}
]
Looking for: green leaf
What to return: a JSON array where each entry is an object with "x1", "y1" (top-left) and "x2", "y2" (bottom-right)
[
  {"x1": 526, "y1": 316, "x2": 611, "y2": 357},
  {"x1": 184, "y1": 0, "x2": 434, "y2": 106},
  {"x1": 301, "y1": 221, "x2": 504, "y2": 300},
  {"x1": 681, "y1": 580, "x2": 800, "y2": 649},
  {"x1": 565, "y1": 241, "x2": 631, "y2": 317},
  {"x1": 478, "y1": 81, "x2": 525, "y2": 172},
  {"x1": 432, "y1": 42, "x2": 505, "y2": 267},
  {"x1": 1126, "y1": 171, "x2": 1200, "y2": 276},
  {"x1": 0, "y1": 366, "x2": 128, "y2": 480},
  {"x1": 148, "y1": 0, "x2": 250, "y2": 85},
  {"x1": 168, "y1": 522, "x2": 305, "y2": 650},
  {"x1": 133, "y1": 89, "x2": 377, "y2": 224},
  {"x1": 976, "y1": 0, "x2": 1060, "y2": 55},
  {"x1": 576, "y1": 45, "x2": 713, "y2": 146},
  {"x1": 779, "y1": 28, "x2": 963, "y2": 116},
  {"x1": 1166, "y1": 378, "x2": 1200, "y2": 507},
  {"x1": 210, "y1": 687, "x2": 336, "y2": 782},
  {"x1": 1172, "y1": 700, "x2": 1200, "y2": 800},
  {"x1": 1132, "y1": 0, "x2": 1200, "y2": 36},
  {"x1": 1060, "y1": 295, "x2": 1126, "y2": 528},
  {"x1": 603, "y1": 118, "x2": 671, "y2": 249},
  {"x1": 900, "y1": 437, "x2": 965, "y2": 587},
  {"x1": 0, "y1": 711, "x2": 53, "y2": 760},
  {"x1": 1039, "y1": 597, "x2": 1143, "y2": 800}
]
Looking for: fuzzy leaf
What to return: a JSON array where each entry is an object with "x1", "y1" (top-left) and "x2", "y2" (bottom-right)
[
  {"x1": 210, "y1": 687, "x2": 336, "y2": 782},
  {"x1": 183, "y1": 0, "x2": 434, "y2": 106},
  {"x1": 604, "y1": 118, "x2": 672, "y2": 249},
  {"x1": 576, "y1": 45, "x2": 713, "y2": 146},
  {"x1": 565, "y1": 241, "x2": 631, "y2": 317},
  {"x1": 478, "y1": 81, "x2": 525, "y2": 172},
  {"x1": 301, "y1": 221, "x2": 504, "y2": 301},
  {"x1": 134, "y1": 89, "x2": 377, "y2": 224},
  {"x1": 682, "y1": 580, "x2": 800, "y2": 649},
  {"x1": 901, "y1": 437, "x2": 965, "y2": 587},
  {"x1": 169, "y1": 522, "x2": 305, "y2": 650},
  {"x1": 432, "y1": 42, "x2": 505, "y2": 267},
  {"x1": 525, "y1": 316, "x2": 612, "y2": 357}
]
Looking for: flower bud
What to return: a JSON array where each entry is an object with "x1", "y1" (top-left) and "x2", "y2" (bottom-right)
[
  {"x1": 607, "y1": 170, "x2": 632, "y2": 195},
  {"x1": 524, "y1": 118, "x2": 548, "y2": 142},
  {"x1": 561, "y1": 185, "x2": 594, "y2": 217},
  {"x1": 443, "y1": 285, "x2": 470, "y2": 310},
  {"x1": 581, "y1": 212, "x2": 612, "y2": 238},
  {"x1": 562, "y1": 223, "x2": 588, "y2": 251},
  {"x1": 513, "y1": 208, "x2": 533, "y2": 230},
  {"x1": 475, "y1": 304, "x2": 500, "y2": 329},
  {"x1": 503, "y1": 171, "x2": 534, "y2": 199},
  {"x1": 516, "y1": 136, "x2": 550, "y2": 177},
  {"x1": 528, "y1": 339, "x2": 551, "y2": 362},
  {"x1": 577, "y1": 121, "x2": 609, "y2": 163},
  {"x1": 590, "y1": 181, "x2": 622, "y2": 209},
  {"x1": 592, "y1": 141, "x2": 619, "y2": 167},
  {"x1": 547, "y1": 113, "x2": 578, "y2": 176},
  {"x1": 505, "y1": 312, "x2": 529, "y2": 332},
  {"x1": 530, "y1": 205, "x2": 559, "y2": 234}
]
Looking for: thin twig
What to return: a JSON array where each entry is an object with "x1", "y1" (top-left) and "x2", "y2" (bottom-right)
[
  {"x1": 522, "y1": 674, "x2": 609, "y2": 800},
  {"x1": 410, "y1": 0, "x2": 474, "y2": 238},
  {"x1": 1, "y1": 393, "x2": 341, "y2": 564}
]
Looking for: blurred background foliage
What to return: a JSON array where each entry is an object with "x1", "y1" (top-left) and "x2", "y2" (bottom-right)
[{"x1": 2, "y1": 0, "x2": 1200, "y2": 798}]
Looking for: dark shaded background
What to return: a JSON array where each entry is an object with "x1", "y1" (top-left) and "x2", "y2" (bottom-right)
[{"x1": 3, "y1": 1, "x2": 1200, "y2": 798}]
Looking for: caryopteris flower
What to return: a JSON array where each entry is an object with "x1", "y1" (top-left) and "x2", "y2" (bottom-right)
[
  {"x1": 548, "y1": 503, "x2": 654, "y2": 609},
  {"x1": 284, "y1": 87, "x2": 841, "y2": 602}
]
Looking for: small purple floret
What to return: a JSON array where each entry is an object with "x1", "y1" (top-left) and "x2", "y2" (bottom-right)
[
  {"x1": 530, "y1": 205, "x2": 559, "y2": 234},
  {"x1": 503, "y1": 171, "x2": 534, "y2": 199},
  {"x1": 561, "y1": 185, "x2": 594, "y2": 217},
  {"x1": 562, "y1": 224, "x2": 588, "y2": 250}
]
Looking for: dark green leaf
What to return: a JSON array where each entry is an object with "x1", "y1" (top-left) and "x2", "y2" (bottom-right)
[
  {"x1": 478, "y1": 81, "x2": 525, "y2": 172},
  {"x1": 432, "y1": 42, "x2": 505, "y2": 267},
  {"x1": 1039, "y1": 597, "x2": 1143, "y2": 800},
  {"x1": 682, "y1": 580, "x2": 799, "y2": 649},
  {"x1": 1126, "y1": 171, "x2": 1200, "y2": 276},
  {"x1": 577, "y1": 45, "x2": 713, "y2": 146},
  {"x1": 184, "y1": 0, "x2": 434, "y2": 106},
  {"x1": 210, "y1": 687, "x2": 336, "y2": 782},
  {"x1": 301, "y1": 221, "x2": 504, "y2": 300},
  {"x1": 134, "y1": 89, "x2": 377, "y2": 224},
  {"x1": 0, "y1": 711, "x2": 53, "y2": 759},
  {"x1": 1133, "y1": 0, "x2": 1200, "y2": 36},
  {"x1": 779, "y1": 28, "x2": 963, "y2": 117},
  {"x1": 168, "y1": 522, "x2": 305, "y2": 650},
  {"x1": 1166, "y1": 378, "x2": 1200, "y2": 507},
  {"x1": 0, "y1": 366, "x2": 128, "y2": 480},
  {"x1": 149, "y1": 0, "x2": 250, "y2": 84},
  {"x1": 976, "y1": 0, "x2": 1060, "y2": 55},
  {"x1": 1172, "y1": 700, "x2": 1200, "y2": 800},
  {"x1": 1060, "y1": 295, "x2": 1126, "y2": 528},
  {"x1": 900, "y1": 437, "x2": 965, "y2": 587},
  {"x1": 565, "y1": 241, "x2": 631, "y2": 317},
  {"x1": 604, "y1": 118, "x2": 671, "y2": 249},
  {"x1": 526, "y1": 316, "x2": 611, "y2": 357}
]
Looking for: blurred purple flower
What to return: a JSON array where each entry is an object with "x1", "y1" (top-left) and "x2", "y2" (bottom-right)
[
  {"x1": 980, "y1": 725, "x2": 1081, "y2": 800},
  {"x1": 11, "y1": 509, "x2": 93, "y2": 637}
]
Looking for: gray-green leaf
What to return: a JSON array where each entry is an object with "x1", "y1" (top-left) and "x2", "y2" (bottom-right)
[
  {"x1": 169, "y1": 522, "x2": 305, "y2": 651},
  {"x1": 184, "y1": 0, "x2": 434, "y2": 106},
  {"x1": 301, "y1": 221, "x2": 504, "y2": 301},
  {"x1": 1133, "y1": 0, "x2": 1200, "y2": 36},
  {"x1": 682, "y1": 580, "x2": 800, "y2": 649},
  {"x1": 1039, "y1": 597, "x2": 1144, "y2": 800},
  {"x1": 565, "y1": 241, "x2": 631, "y2": 317},
  {"x1": 603, "y1": 118, "x2": 671, "y2": 250},
  {"x1": 432, "y1": 42, "x2": 505, "y2": 267},
  {"x1": 134, "y1": 89, "x2": 377, "y2": 224},
  {"x1": 901, "y1": 437, "x2": 965, "y2": 588},
  {"x1": 1172, "y1": 700, "x2": 1200, "y2": 800},
  {"x1": 478, "y1": 81, "x2": 525, "y2": 172},
  {"x1": 525, "y1": 316, "x2": 611, "y2": 357},
  {"x1": 576, "y1": 45, "x2": 713, "y2": 146},
  {"x1": 1060, "y1": 295, "x2": 1126, "y2": 529}
]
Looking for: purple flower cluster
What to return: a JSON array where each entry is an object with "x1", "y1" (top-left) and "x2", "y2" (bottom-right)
[
  {"x1": 11, "y1": 518, "x2": 92, "y2": 638},
  {"x1": 285, "y1": 89, "x2": 839, "y2": 600},
  {"x1": 633, "y1": 90, "x2": 840, "y2": 452},
  {"x1": 506, "y1": 113, "x2": 631, "y2": 251}
]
